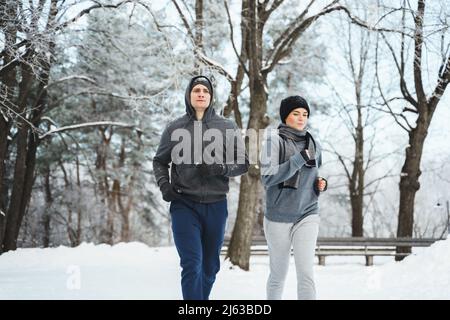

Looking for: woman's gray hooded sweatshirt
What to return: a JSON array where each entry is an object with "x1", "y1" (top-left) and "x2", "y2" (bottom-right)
[{"x1": 260, "y1": 123, "x2": 322, "y2": 223}]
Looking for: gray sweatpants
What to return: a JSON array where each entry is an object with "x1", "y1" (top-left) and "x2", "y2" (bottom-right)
[{"x1": 264, "y1": 214, "x2": 320, "y2": 300}]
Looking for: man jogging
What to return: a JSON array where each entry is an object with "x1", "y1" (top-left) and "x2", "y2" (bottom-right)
[{"x1": 153, "y1": 75, "x2": 249, "y2": 300}]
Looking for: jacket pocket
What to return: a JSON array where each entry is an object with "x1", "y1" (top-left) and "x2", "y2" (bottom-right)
[
  {"x1": 173, "y1": 164, "x2": 200, "y2": 190},
  {"x1": 313, "y1": 186, "x2": 320, "y2": 197},
  {"x1": 273, "y1": 187, "x2": 284, "y2": 205}
]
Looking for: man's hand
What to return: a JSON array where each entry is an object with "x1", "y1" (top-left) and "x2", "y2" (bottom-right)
[{"x1": 160, "y1": 182, "x2": 178, "y2": 202}]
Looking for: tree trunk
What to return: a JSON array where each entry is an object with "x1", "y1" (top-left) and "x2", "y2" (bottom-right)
[
  {"x1": 3, "y1": 127, "x2": 28, "y2": 251},
  {"x1": 392, "y1": 1, "x2": 450, "y2": 259},
  {"x1": 0, "y1": 0, "x2": 18, "y2": 253},
  {"x1": 227, "y1": 172, "x2": 260, "y2": 270},
  {"x1": 3, "y1": 63, "x2": 34, "y2": 251},
  {"x1": 194, "y1": 0, "x2": 203, "y2": 52},
  {"x1": 226, "y1": 0, "x2": 270, "y2": 270},
  {"x1": 1, "y1": 0, "x2": 57, "y2": 251},
  {"x1": 96, "y1": 129, "x2": 114, "y2": 244},
  {"x1": 350, "y1": 182, "x2": 364, "y2": 237},
  {"x1": 120, "y1": 211, "x2": 130, "y2": 242},
  {"x1": 396, "y1": 114, "x2": 429, "y2": 259},
  {"x1": 0, "y1": 117, "x2": 7, "y2": 249},
  {"x1": 43, "y1": 164, "x2": 52, "y2": 247},
  {"x1": 0, "y1": 90, "x2": 12, "y2": 251},
  {"x1": 76, "y1": 156, "x2": 82, "y2": 245},
  {"x1": 117, "y1": 136, "x2": 133, "y2": 243},
  {"x1": 5, "y1": 55, "x2": 50, "y2": 250},
  {"x1": 222, "y1": 0, "x2": 248, "y2": 127},
  {"x1": 59, "y1": 159, "x2": 79, "y2": 247},
  {"x1": 225, "y1": 0, "x2": 344, "y2": 269},
  {"x1": 112, "y1": 179, "x2": 130, "y2": 242},
  {"x1": 227, "y1": 58, "x2": 268, "y2": 270},
  {"x1": 351, "y1": 105, "x2": 364, "y2": 237},
  {"x1": 119, "y1": 178, "x2": 134, "y2": 243}
]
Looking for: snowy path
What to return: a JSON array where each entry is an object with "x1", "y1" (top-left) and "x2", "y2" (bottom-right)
[{"x1": 0, "y1": 240, "x2": 449, "y2": 300}]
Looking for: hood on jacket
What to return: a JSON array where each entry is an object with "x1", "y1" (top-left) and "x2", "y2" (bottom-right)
[{"x1": 184, "y1": 75, "x2": 215, "y2": 121}]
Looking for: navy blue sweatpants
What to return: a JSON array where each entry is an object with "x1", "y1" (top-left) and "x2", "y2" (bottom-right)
[{"x1": 170, "y1": 198, "x2": 228, "y2": 300}]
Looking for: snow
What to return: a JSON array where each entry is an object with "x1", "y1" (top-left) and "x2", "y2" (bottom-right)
[{"x1": 0, "y1": 239, "x2": 449, "y2": 300}]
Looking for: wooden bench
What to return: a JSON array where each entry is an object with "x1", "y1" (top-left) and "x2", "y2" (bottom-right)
[{"x1": 221, "y1": 236, "x2": 439, "y2": 266}]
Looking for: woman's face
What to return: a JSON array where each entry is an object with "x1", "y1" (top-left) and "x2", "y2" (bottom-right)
[
  {"x1": 190, "y1": 84, "x2": 211, "y2": 112},
  {"x1": 285, "y1": 107, "x2": 308, "y2": 131}
]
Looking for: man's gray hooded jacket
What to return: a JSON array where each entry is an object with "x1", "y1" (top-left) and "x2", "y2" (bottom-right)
[{"x1": 153, "y1": 76, "x2": 249, "y2": 203}]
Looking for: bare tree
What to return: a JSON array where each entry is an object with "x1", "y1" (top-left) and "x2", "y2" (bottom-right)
[
  {"x1": 0, "y1": 0, "x2": 143, "y2": 253},
  {"x1": 324, "y1": 12, "x2": 401, "y2": 237},
  {"x1": 226, "y1": 0, "x2": 356, "y2": 270},
  {"x1": 170, "y1": 0, "x2": 356, "y2": 270},
  {"x1": 372, "y1": 1, "x2": 450, "y2": 258}
]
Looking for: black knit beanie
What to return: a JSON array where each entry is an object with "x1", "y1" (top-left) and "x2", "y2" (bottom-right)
[
  {"x1": 279, "y1": 95, "x2": 310, "y2": 123},
  {"x1": 190, "y1": 76, "x2": 213, "y2": 98}
]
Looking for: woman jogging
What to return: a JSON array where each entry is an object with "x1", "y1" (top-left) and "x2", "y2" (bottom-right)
[{"x1": 260, "y1": 95, "x2": 327, "y2": 300}]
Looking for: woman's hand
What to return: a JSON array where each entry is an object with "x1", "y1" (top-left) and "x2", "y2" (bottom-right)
[{"x1": 316, "y1": 177, "x2": 328, "y2": 192}]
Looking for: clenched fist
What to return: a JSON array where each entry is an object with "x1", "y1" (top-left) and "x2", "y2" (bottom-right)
[{"x1": 316, "y1": 177, "x2": 328, "y2": 192}]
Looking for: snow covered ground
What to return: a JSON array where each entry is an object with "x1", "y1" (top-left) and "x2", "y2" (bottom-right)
[{"x1": 0, "y1": 239, "x2": 449, "y2": 300}]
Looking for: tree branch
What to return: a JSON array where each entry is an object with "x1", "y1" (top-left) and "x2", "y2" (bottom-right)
[
  {"x1": 428, "y1": 52, "x2": 450, "y2": 110},
  {"x1": 171, "y1": 0, "x2": 195, "y2": 42},
  {"x1": 339, "y1": 6, "x2": 415, "y2": 38},
  {"x1": 224, "y1": 0, "x2": 249, "y2": 76},
  {"x1": 413, "y1": 0, "x2": 427, "y2": 106},
  {"x1": 0, "y1": 100, "x2": 42, "y2": 134},
  {"x1": 44, "y1": 75, "x2": 97, "y2": 90},
  {"x1": 263, "y1": 2, "x2": 340, "y2": 74},
  {"x1": 379, "y1": 32, "x2": 418, "y2": 108},
  {"x1": 39, "y1": 121, "x2": 143, "y2": 140},
  {"x1": 260, "y1": 0, "x2": 285, "y2": 23},
  {"x1": 171, "y1": 0, "x2": 234, "y2": 82},
  {"x1": 0, "y1": 39, "x2": 28, "y2": 59},
  {"x1": 325, "y1": 141, "x2": 352, "y2": 181},
  {"x1": 195, "y1": 52, "x2": 234, "y2": 82},
  {"x1": 374, "y1": 35, "x2": 413, "y2": 132},
  {"x1": 403, "y1": 107, "x2": 419, "y2": 114},
  {"x1": 56, "y1": 0, "x2": 136, "y2": 32},
  {"x1": 0, "y1": 45, "x2": 34, "y2": 78}
]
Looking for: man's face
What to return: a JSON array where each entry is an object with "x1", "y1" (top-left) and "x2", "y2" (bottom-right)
[
  {"x1": 190, "y1": 84, "x2": 211, "y2": 112},
  {"x1": 285, "y1": 107, "x2": 308, "y2": 131}
]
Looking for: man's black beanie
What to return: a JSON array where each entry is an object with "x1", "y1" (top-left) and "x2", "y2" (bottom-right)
[
  {"x1": 190, "y1": 76, "x2": 213, "y2": 98},
  {"x1": 279, "y1": 95, "x2": 310, "y2": 123}
]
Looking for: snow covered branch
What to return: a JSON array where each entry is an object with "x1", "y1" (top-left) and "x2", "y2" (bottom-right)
[
  {"x1": 171, "y1": 0, "x2": 234, "y2": 83},
  {"x1": 39, "y1": 121, "x2": 143, "y2": 140},
  {"x1": 429, "y1": 53, "x2": 450, "y2": 109},
  {"x1": 263, "y1": 3, "x2": 344, "y2": 74},
  {"x1": 44, "y1": 76, "x2": 97, "y2": 89},
  {"x1": 338, "y1": 6, "x2": 415, "y2": 38},
  {"x1": 56, "y1": 0, "x2": 140, "y2": 31},
  {"x1": 0, "y1": 100, "x2": 42, "y2": 133},
  {"x1": 171, "y1": 0, "x2": 196, "y2": 41},
  {"x1": 263, "y1": 3, "x2": 415, "y2": 75},
  {"x1": 260, "y1": 0, "x2": 285, "y2": 23},
  {"x1": 195, "y1": 51, "x2": 234, "y2": 83},
  {"x1": 0, "y1": 46, "x2": 33, "y2": 77},
  {"x1": 223, "y1": 0, "x2": 249, "y2": 77}
]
